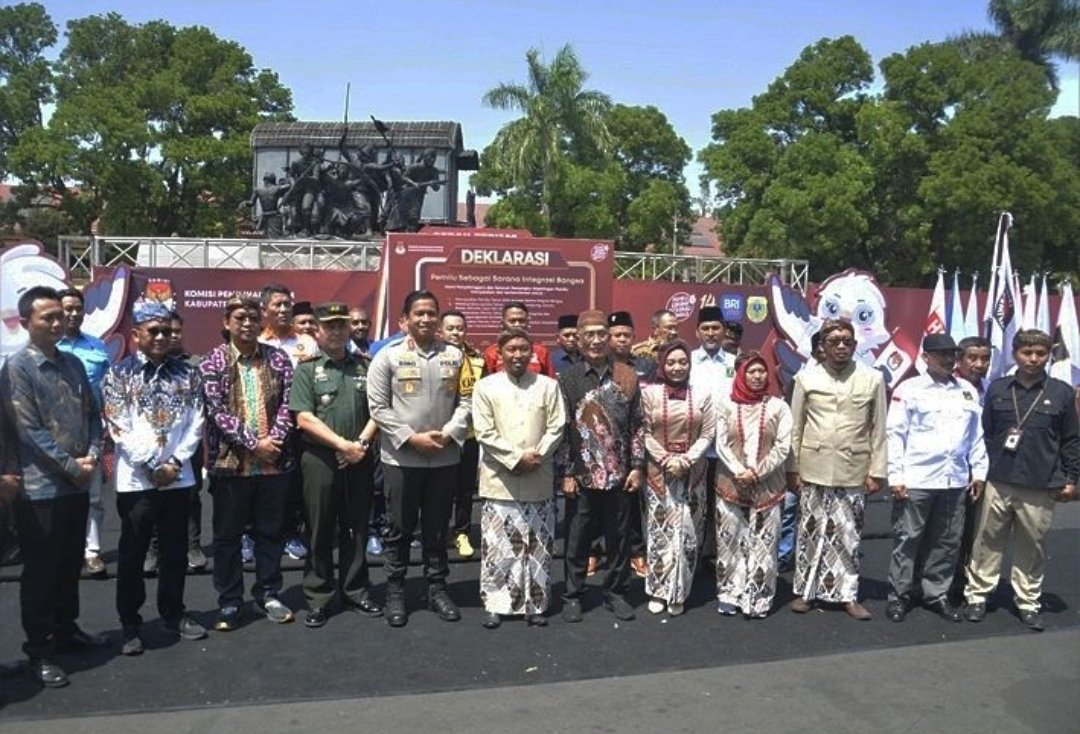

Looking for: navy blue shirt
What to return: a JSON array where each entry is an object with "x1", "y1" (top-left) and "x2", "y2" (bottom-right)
[{"x1": 983, "y1": 373, "x2": 1079, "y2": 489}]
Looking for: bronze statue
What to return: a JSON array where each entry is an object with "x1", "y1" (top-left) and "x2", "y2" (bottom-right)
[{"x1": 240, "y1": 172, "x2": 290, "y2": 238}]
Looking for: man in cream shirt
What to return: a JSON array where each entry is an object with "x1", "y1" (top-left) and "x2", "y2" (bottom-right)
[
  {"x1": 472, "y1": 328, "x2": 565, "y2": 629},
  {"x1": 788, "y1": 319, "x2": 887, "y2": 620}
]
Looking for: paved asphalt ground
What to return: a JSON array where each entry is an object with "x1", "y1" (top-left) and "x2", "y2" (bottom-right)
[{"x1": 1, "y1": 494, "x2": 1077, "y2": 733}]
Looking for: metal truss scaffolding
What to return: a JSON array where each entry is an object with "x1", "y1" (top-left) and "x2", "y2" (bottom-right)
[{"x1": 60, "y1": 236, "x2": 808, "y2": 292}]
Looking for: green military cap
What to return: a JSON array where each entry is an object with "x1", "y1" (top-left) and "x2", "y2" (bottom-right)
[{"x1": 314, "y1": 301, "x2": 350, "y2": 321}]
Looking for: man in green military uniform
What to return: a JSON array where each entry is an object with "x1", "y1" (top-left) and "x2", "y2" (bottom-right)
[{"x1": 289, "y1": 302, "x2": 382, "y2": 628}]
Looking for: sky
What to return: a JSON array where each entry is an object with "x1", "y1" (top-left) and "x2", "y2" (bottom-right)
[{"x1": 35, "y1": 0, "x2": 1080, "y2": 200}]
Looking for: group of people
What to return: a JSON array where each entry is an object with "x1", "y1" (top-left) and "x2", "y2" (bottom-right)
[{"x1": 1, "y1": 282, "x2": 1076, "y2": 692}]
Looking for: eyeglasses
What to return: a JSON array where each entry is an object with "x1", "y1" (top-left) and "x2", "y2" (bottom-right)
[
  {"x1": 145, "y1": 327, "x2": 174, "y2": 338},
  {"x1": 824, "y1": 337, "x2": 855, "y2": 347},
  {"x1": 580, "y1": 330, "x2": 609, "y2": 342}
]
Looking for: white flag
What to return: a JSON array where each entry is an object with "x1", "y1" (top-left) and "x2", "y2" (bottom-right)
[
  {"x1": 1036, "y1": 274, "x2": 1051, "y2": 335},
  {"x1": 949, "y1": 270, "x2": 966, "y2": 341},
  {"x1": 1021, "y1": 273, "x2": 1037, "y2": 329},
  {"x1": 964, "y1": 272, "x2": 980, "y2": 339},
  {"x1": 917, "y1": 270, "x2": 948, "y2": 373},
  {"x1": 1013, "y1": 271, "x2": 1026, "y2": 330},
  {"x1": 1051, "y1": 281, "x2": 1080, "y2": 386},
  {"x1": 988, "y1": 217, "x2": 1019, "y2": 380}
]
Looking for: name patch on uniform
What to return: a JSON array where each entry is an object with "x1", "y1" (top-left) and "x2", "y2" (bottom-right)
[{"x1": 396, "y1": 367, "x2": 422, "y2": 380}]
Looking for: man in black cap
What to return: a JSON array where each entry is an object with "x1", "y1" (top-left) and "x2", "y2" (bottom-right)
[
  {"x1": 608, "y1": 311, "x2": 656, "y2": 385},
  {"x1": 291, "y1": 301, "x2": 317, "y2": 338},
  {"x1": 551, "y1": 314, "x2": 580, "y2": 377},
  {"x1": 289, "y1": 302, "x2": 382, "y2": 628},
  {"x1": 689, "y1": 305, "x2": 735, "y2": 568},
  {"x1": 885, "y1": 334, "x2": 987, "y2": 623}
]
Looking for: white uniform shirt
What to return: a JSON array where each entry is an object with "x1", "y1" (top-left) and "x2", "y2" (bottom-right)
[
  {"x1": 886, "y1": 373, "x2": 988, "y2": 489},
  {"x1": 689, "y1": 346, "x2": 733, "y2": 459}
]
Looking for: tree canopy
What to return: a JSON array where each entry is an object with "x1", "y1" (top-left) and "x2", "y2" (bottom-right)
[
  {"x1": 1, "y1": 4, "x2": 292, "y2": 237},
  {"x1": 700, "y1": 34, "x2": 1078, "y2": 285}
]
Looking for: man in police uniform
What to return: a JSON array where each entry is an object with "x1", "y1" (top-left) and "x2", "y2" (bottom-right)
[
  {"x1": 368, "y1": 290, "x2": 471, "y2": 627},
  {"x1": 290, "y1": 302, "x2": 382, "y2": 628}
]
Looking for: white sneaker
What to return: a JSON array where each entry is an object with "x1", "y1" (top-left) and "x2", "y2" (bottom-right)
[
  {"x1": 668, "y1": 603, "x2": 684, "y2": 616},
  {"x1": 647, "y1": 599, "x2": 665, "y2": 615}
]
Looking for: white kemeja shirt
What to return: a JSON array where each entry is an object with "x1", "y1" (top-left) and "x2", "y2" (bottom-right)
[{"x1": 886, "y1": 373, "x2": 989, "y2": 489}]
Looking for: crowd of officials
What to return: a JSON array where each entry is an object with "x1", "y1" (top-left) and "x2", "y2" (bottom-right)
[{"x1": 0, "y1": 282, "x2": 1076, "y2": 690}]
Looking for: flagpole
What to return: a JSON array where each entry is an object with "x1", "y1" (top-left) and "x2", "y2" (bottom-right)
[{"x1": 983, "y1": 211, "x2": 1011, "y2": 333}]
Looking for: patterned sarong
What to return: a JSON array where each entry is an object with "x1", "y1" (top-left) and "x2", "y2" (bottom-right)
[
  {"x1": 480, "y1": 498, "x2": 555, "y2": 615},
  {"x1": 715, "y1": 500, "x2": 781, "y2": 616},
  {"x1": 793, "y1": 484, "x2": 865, "y2": 603}
]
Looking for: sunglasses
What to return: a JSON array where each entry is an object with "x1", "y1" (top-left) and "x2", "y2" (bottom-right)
[
  {"x1": 144, "y1": 327, "x2": 174, "y2": 338},
  {"x1": 824, "y1": 338, "x2": 855, "y2": 347}
]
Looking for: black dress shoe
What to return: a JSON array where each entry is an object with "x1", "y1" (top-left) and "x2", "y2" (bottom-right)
[
  {"x1": 886, "y1": 599, "x2": 909, "y2": 622},
  {"x1": 61, "y1": 627, "x2": 110, "y2": 649},
  {"x1": 305, "y1": 607, "x2": 328, "y2": 628},
  {"x1": 526, "y1": 613, "x2": 548, "y2": 627},
  {"x1": 482, "y1": 612, "x2": 501, "y2": 629},
  {"x1": 603, "y1": 594, "x2": 636, "y2": 621},
  {"x1": 964, "y1": 601, "x2": 987, "y2": 622},
  {"x1": 428, "y1": 589, "x2": 461, "y2": 622},
  {"x1": 925, "y1": 597, "x2": 962, "y2": 622},
  {"x1": 344, "y1": 597, "x2": 383, "y2": 617},
  {"x1": 386, "y1": 595, "x2": 408, "y2": 628},
  {"x1": 561, "y1": 598, "x2": 583, "y2": 623},
  {"x1": 31, "y1": 658, "x2": 68, "y2": 688},
  {"x1": 1019, "y1": 610, "x2": 1045, "y2": 631}
]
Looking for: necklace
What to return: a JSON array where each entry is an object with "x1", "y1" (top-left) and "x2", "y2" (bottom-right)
[
  {"x1": 734, "y1": 398, "x2": 770, "y2": 476},
  {"x1": 661, "y1": 385, "x2": 694, "y2": 453}
]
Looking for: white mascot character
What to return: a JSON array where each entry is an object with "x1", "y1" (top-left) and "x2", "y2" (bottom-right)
[{"x1": 0, "y1": 242, "x2": 128, "y2": 367}]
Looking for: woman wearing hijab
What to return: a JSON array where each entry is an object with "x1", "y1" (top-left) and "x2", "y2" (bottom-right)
[
  {"x1": 714, "y1": 351, "x2": 792, "y2": 618},
  {"x1": 641, "y1": 340, "x2": 716, "y2": 615}
]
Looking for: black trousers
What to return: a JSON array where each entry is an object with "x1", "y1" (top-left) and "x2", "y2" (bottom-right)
[
  {"x1": 564, "y1": 487, "x2": 632, "y2": 599},
  {"x1": 382, "y1": 463, "x2": 456, "y2": 590},
  {"x1": 628, "y1": 490, "x2": 646, "y2": 558},
  {"x1": 210, "y1": 473, "x2": 289, "y2": 608},
  {"x1": 301, "y1": 449, "x2": 374, "y2": 609},
  {"x1": 14, "y1": 492, "x2": 89, "y2": 658},
  {"x1": 451, "y1": 438, "x2": 479, "y2": 537},
  {"x1": 116, "y1": 488, "x2": 191, "y2": 628},
  {"x1": 700, "y1": 458, "x2": 719, "y2": 564}
]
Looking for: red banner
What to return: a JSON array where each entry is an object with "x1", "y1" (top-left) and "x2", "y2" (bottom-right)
[{"x1": 375, "y1": 232, "x2": 614, "y2": 346}]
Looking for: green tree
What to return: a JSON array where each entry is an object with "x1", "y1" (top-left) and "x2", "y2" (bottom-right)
[
  {"x1": 0, "y1": 2, "x2": 55, "y2": 180},
  {"x1": 952, "y1": 0, "x2": 1080, "y2": 90},
  {"x1": 7, "y1": 11, "x2": 293, "y2": 236},
  {"x1": 479, "y1": 44, "x2": 612, "y2": 234},
  {"x1": 700, "y1": 36, "x2": 1078, "y2": 284}
]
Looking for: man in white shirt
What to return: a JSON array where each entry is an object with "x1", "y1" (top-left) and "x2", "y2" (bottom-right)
[
  {"x1": 688, "y1": 305, "x2": 733, "y2": 568},
  {"x1": 885, "y1": 334, "x2": 987, "y2": 623}
]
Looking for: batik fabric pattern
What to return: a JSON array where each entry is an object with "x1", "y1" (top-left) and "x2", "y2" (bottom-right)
[
  {"x1": 557, "y1": 360, "x2": 645, "y2": 490},
  {"x1": 793, "y1": 484, "x2": 865, "y2": 603},
  {"x1": 199, "y1": 342, "x2": 294, "y2": 476},
  {"x1": 715, "y1": 501, "x2": 782, "y2": 616},
  {"x1": 641, "y1": 384, "x2": 715, "y2": 605},
  {"x1": 479, "y1": 498, "x2": 555, "y2": 615}
]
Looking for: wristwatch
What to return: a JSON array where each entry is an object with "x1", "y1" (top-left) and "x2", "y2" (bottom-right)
[{"x1": 357, "y1": 438, "x2": 371, "y2": 450}]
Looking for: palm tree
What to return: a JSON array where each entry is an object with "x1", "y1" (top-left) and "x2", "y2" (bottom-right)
[
  {"x1": 952, "y1": 0, "x2": 1079, "y2": 90},
  {"x1": 482, "y1": 44, "x2": 612, "y2": 231}
]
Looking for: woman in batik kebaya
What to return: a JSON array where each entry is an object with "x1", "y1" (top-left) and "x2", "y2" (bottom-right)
[
  {"x1": 713, "y1": 352, "x2": 792, "y2": 619},
  {"x1": 641, "y1": 340, "x2": 716, "y2": 616}
]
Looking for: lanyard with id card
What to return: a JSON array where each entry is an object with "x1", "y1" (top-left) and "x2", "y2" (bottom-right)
[{"x1": 1004, "y1": 386, "x2": 1045, "y2": 453}]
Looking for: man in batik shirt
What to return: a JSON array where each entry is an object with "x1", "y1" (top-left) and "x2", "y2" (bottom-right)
[
  {"x1": 103, "y1": 300, "x2": 207, "y2": 655},
  {"x1": 200, "y1": 295, "x2": 295, "y2": 631},
  {"x1": 558, "y1": 309, "x2": 645, "y2": 623}
]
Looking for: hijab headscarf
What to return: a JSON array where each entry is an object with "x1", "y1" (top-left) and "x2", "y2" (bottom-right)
[
  {"x1": 730, "y1": 351, "x2": 770, "y2": 405},
  {"x1": 655, "y1": 339, "x2": 691, "y2": 399}
]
